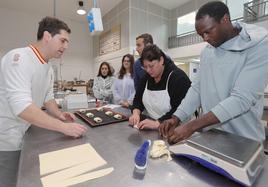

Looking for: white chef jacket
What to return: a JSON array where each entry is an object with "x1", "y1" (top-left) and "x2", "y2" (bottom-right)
[{"x1": 0, "y1": 45, "x2": 54, "y2": 151}]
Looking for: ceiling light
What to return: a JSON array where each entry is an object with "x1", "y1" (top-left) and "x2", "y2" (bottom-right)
[
  {"x1": 192, "y1": 58, "x2": 200, "y2": 62},
  {"x1": 77, "y1": 1, "x2": 86, "y2": 15},
  {"x1": 176, "y1": 62, "x2": 186, "y2": 65}
]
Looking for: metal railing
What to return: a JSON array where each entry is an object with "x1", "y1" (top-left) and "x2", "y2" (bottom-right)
[
  {"x1": 244, "y1": 0, "x2": 268, "y2": 22},
  {"x1": 168, "y1": 31, "x2": 203, "y2": 48}
]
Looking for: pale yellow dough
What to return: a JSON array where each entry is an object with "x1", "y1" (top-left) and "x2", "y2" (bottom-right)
[{"x1": 150, "y1": 140, "x2": 172, "y2": 161}]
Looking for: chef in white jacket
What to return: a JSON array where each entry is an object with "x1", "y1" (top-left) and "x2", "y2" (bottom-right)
[{"x1": 0, "y1": 17, "x2": 87, "y2": 187}]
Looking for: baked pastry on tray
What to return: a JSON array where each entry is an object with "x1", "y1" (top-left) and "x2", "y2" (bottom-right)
[
  {"x1": 86, "y1": 112, "x2": 94, "y2": 118},
  {"x1": 93, "y1": 117, "x2": 102, "y2": 123},
  {"x1": 113, "y1": 114, "x2": 122, "y2": 120},
  {"x1": 105, "y1": 111, "x2": 113, "y2": 116}
]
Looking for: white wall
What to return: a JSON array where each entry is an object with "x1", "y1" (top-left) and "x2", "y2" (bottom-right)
[
  {"x1": 0, "y1": 8, "x2": 38, "y2": 57},
  {"x1": 0, "y1": 7, "x2": 93, "y2": 81},
  {"x1": 129, "y1": 0, "x2": 170, "y2": 50},
  {"x1": 167, "y1": 42, "x2": 207, "y2": 59}
]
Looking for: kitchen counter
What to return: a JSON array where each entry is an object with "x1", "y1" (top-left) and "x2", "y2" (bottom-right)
[{"x1": 17, "y1": 108, "x2": 268, "y2": 187}]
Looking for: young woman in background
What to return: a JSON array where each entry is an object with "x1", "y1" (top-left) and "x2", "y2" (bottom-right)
[
  {"x1": 113, "y1": 54, "x2": 135, "y2": 108},
  {"x1": 93, "y1": 62, "x2": 114, "y2": 103}
]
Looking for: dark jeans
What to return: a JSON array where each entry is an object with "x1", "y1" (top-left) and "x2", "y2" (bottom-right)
[{"x1": 0, "y1": 151, "x2": 20, "y2": 187}]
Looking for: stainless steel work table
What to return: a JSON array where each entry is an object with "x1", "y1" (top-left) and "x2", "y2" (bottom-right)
[{"x1": 17, "y1": 108, "x2": 268, "y2": 187}]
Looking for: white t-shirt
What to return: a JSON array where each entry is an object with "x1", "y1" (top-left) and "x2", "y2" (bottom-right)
[{"x1": 0, "y1": 45, "x2": 54, "y2": 151}]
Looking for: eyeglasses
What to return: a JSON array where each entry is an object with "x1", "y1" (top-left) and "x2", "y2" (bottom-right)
[{"x1": 141, "y1": 62, "x2": 157, "y2": 71}]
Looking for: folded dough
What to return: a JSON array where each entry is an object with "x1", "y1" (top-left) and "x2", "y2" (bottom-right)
[{"x1": 150, "y1": 140, "x2": 172, "y2": 161}]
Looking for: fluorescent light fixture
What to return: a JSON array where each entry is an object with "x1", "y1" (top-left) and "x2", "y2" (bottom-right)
[
  {"x1": 77, "y1": 9, "x2": 86, "y2": 15},
  {"x1": 77, "y1": 1, "x2": 86, "y2": 15},
  {"x1": 192, "y1": 58, "x2": 200, "y2": 62}
]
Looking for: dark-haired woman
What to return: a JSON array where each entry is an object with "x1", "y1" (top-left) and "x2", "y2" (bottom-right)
[
  {"x1": 113, "y1": 54, "x2": 135, "y2": 108},
  {"x1": 129, "y1": 45, "x2": 191, "y2": 130},
  {"x1": 93, "y1": 62, "x2": 114, "y2": 102}
]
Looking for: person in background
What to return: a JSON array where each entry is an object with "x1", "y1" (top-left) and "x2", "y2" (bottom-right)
[
  {"x1": 113, "y1": 54, "x2": 135, "y2": 108},
  {"x1": 129, "y1": 45, "x2": 191, "y2": 130},
  {"x1": 93, "y1": 62, "x2": 114, "y2": 103},
  {"x1": 160, "y1": 1, "x2": 268, "y2": 144},
  {"x1": 0, "y1": 17, "x2": 87, "y2": 187},
  {"x1": 133, "y1": 33, "x2": 153, "y2": 90}
]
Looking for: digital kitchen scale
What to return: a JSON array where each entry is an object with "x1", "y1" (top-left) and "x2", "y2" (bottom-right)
[{"x1": 169, "y1": 129, "x2": 265, "y2": 186}]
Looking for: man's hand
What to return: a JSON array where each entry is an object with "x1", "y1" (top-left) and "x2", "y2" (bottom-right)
[
  {"x1": 167, "y1": 123, "x2": 194, "y2": 144},
  {"x1": 159, "y1": 116, "x2": 179, "y2": 138},
  {"x1": 62, "y1": 123, "x2": 87, "y2": 138},
  {"x1": 136, "y1": 119, "x2": 160, "y2": 130},
  {"x1": 18, "y1": 104, "x2": 87, "y2": 138},
  {"x1": 58, "y1": 112, "x2": 76, "y2": 122},
  {"x1": 166, "y1": 111, "x2": 220, "y2": 144}
]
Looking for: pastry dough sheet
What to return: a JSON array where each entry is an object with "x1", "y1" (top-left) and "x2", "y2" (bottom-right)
[{"x1": 39, "y1": 143, "x2": 106, "y2": 175}]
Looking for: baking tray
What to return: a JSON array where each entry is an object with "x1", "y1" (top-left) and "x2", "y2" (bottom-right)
[{"x1": 74, "y1": 108, "x2": 128, "y2": 127}]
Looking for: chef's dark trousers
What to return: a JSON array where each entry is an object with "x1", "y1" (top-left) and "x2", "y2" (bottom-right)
[{"x1": 0, "y1": 151, "x2": 20, "y2": 187}]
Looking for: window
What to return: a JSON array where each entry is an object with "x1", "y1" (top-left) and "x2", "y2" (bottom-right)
[{"x1": 177, "y1": 11, "x2": 196, "y2": 36}]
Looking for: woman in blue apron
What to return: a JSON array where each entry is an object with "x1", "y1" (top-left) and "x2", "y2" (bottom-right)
[{"x1": 129, "y1": 45, "x2": 191, "y2": 130}]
